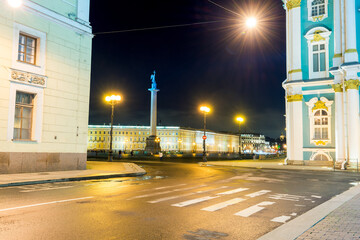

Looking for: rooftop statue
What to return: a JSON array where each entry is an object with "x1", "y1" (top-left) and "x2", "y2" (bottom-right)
[{"x1": 150, "y1": 70, "x2": 157, "y2": 89}]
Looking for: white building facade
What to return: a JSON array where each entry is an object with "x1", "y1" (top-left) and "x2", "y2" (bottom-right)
[
  {"x1": 0, "y1": 0, "x2": 92, "y2": 173},
  {"x1": 283, "y1": 0, "x2": 360, "y2": 167},
  {"x1": 88, "y1": 125, "x2": 244, "y2": 153}
]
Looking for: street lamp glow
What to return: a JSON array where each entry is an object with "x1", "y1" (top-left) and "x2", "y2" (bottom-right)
[
  {"x1": 105, "y1": 95, "x2": 121, "y2": 102},
  {"x1": 236, "y1": 116, "x2": 245, "y2": 123},
  {"x1": 7, "y1": 0, "x2": 22, "y2": 8},
  {"x1": 200, "y1": 106, "x2": 211, "y2": 113},
  {"x1": 246, "y1": 17, "x2": 257, "y2": 28}
]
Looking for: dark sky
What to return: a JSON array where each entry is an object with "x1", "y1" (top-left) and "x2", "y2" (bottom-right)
[{"x1": 89, "y1": 0, "x2": 287, "y2": 138}]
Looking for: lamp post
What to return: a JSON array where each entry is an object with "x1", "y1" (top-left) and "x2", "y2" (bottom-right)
[
  {"x1": 236, "y1": 116, "x2": 245, "y2": 155},
  {"x1": 105, "y1": 95, "x2": 121, "y2": 161},
  {"x1": 200, "y1": 106, "x2": 211, "y2": 162}
]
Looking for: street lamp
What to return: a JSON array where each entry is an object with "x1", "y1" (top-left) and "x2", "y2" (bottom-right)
[
  {"x1": 7, "y1": 0, "x2": 22, "y2": 8},
  {"x1": 105, "y1": 94, "x2": 121, "y2": 161},
  {"x1": 236, "y1": 116, "x2": 245, "y2": 155},
  {"x1": 200, "y1": 106, "x2": 211, "y2": 162},
  {"x1": 246, "y1": 17, "x2": 257, "y2": 28}
]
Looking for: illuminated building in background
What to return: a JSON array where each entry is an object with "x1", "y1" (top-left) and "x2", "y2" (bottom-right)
[
  {"x1": 0, "y1": 0, "x2": 92, "y2": 173},
  {"x1": 283, "y1": 0, "x2": 360, "y2": 167},
  {"x1": 87, "y1": 125, "x2": 264, "y2": 153}
]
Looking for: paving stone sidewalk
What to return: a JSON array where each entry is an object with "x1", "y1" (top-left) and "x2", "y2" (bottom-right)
[{"x1": 296, "y1": 193, "x2": 360, "y2": 240}]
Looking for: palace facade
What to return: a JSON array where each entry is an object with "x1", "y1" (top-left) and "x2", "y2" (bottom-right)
[
  {"x1": 0, "y1": 0, "x2": 92, "y2": 173},
  {"x1": 283, "y1": 0, "x2": 360, "y2": 167},
  {"x1": 87, "y1": 125, "x2": 268, "y2": 153}
]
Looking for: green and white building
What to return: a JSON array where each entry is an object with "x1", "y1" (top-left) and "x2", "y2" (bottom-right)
[
  {"x1": 283, "y1": 0, "x2": 360, "y2": 167},
  {"x1": 0, "y1": 0, "x2": 92, "y2": 173}
]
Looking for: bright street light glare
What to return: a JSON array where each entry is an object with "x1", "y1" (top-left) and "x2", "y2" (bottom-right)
[
  {"x1": 236, "y1": 116, "x2": 245, "y2": 123},
  {"x1": 246, "y1": 17, "x2": 257, "y2": 28},
  {"x1": 7, "y1": 0, "x2": 22, "y2": 8},
  {"x1": 105, "y1": 95, "x2": 121, "y2": 102},
  {"x1": 200, "y1": 106, "x2": 211, "y2": 113}
]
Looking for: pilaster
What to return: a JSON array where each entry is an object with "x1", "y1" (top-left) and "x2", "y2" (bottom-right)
[
  {"x1": 332, "y1": 0, "x2": 342, "y2": 67},
  {"x1": 344, "y1": 0, "x2": 358, "y2": 62},
  {"x1": 331, "y1": 79, "x2": 345, "y2": 162},
  {"x1": 286, "y1": 88, "x2": 303, "y2": 161},
  {"x1": 286, "y1": 0, "x2": 302, "y2": 81}
]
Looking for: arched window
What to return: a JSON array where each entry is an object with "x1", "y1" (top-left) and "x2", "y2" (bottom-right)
[
  {"x1": 313, "y1": 153, "x2": 329, "y2": 161},
  {"x1": 313, "y1": 109, "x2": 328, "y2": 140}
]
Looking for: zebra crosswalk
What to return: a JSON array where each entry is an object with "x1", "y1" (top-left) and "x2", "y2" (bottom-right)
[{"x1": 127, "y1": 182, "x2": 322, "y2": 224}]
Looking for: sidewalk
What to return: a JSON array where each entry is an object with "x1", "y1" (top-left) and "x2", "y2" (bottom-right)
[
  {"x1": 207, "y1": 160, "x2": 348, "y2": 172},
  {"x1": 0, "y1": 161, "x2": 146, "y2": 187}
]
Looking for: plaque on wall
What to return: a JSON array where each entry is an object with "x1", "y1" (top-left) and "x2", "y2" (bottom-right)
[{"x1": 10, "y1": 69, "x2": 47, "y2": 88}]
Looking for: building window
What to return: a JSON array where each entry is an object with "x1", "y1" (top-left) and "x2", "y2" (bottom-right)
[
  {"x1": 313, "y1": 110, "x2": 328, "y2": 140},
  {"x1": 312, "y1": 43, "x2": 326, "y2": 73},
  {"x1": 18, "y1": 34, "x2": 36, "y2": 65},
  {"x1": 306, "y1": 97, "x2": 333, "y2": 146},
  {"x1": 13, "y1": 92, "x2": 34, "y2": 140},
  {"x1": 311, "y1": 0, "x2": 325, "y2": 17},
  {"x1": 305, "y1": 27, "x2": 331, "y2": 79},
  {"x1": 308, "y1": 0, "x2": 328, "y2": 21}
]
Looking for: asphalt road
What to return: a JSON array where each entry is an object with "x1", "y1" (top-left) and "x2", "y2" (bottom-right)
[{"x1": 0, "y1": 162, "x2": 359, "y2": 240}]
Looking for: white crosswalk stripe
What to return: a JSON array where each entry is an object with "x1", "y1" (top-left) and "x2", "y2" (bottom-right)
[
  {"x1": 216, "y1": 188, "x2": 249, "y2": 195},
  {"x1": 234, "y1": 201, "x2": 275, "y2": 217},
  {"x1": 172, "y1": 196, "x2": 219, "y2": 207},
  {"x1": 245, "y1": 190, "x2": 271, "y2": 198},
  {"x1": 271, "y1": 215, "x2": 292, "y2": 223},
  {"x1": 201, "y1": 198, "x2": 246, "y2": 212}
]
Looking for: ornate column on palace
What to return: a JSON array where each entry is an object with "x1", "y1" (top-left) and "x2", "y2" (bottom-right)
[
  {"x1": 286, "y1": 0, "x2": 302, "y2": 81},
  {"x1": 145, "y1": 70, "x2": 161, "y2": 153},
  {"x1": 344, "y1": 78, "x2": 360, "y2": 163},
  {"x1": 344, "y1": 0, "x2": 358, "y2": 63},
  {"x1": 331, "y1": 82, "x2": 345, "y2": 162},
  {"x1": 332, "y1": 0, "x2": 342, "y2": 67},
  {"x1": 286, "y1": 93, "x2": 303, "y2": 162}
]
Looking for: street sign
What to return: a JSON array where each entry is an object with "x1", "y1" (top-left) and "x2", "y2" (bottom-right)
[{"x1": 202, "y1": 135, "x2": 207, "y2": 140}]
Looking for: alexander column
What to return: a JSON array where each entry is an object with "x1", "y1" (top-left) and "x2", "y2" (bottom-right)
[{"x1": 145, "y1": 70, "x2": 161, "y2": 153}]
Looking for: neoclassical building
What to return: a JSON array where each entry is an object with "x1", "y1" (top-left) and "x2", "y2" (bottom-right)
[
  {"x1": 0, "y1": 0, "x2": 92, "y2": 173},
  {"x1": 283, "y1": 0, "x2": 360, "y2": 167}
]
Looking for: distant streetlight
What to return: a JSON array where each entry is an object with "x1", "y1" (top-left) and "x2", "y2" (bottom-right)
[
  {"x1": 7, "y1": 0, "x2": 22, "y2": 8},
  {"x1": 246, "y1": 17, "x2": 257, "y2": 28},
  {"x1": 105, "y1": 94, "x2": 121, "y2": 161},
  {"x1": 200, "y1": 106, "x2": 211, "y2": 162},
  {"x1": 236, "y1": 116, "x2": 245, "y2": 155}
]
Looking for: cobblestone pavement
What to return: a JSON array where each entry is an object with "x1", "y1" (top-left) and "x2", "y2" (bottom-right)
[{"x1": 296, "y1": 193, "x2": 360, "y2": 240}]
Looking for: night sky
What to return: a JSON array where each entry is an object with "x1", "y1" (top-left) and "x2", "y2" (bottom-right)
[{"x1": 89, "y1": 0, "x2": 287, "y2": 138}]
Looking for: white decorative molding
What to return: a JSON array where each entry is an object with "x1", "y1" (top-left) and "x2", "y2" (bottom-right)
[
  {"x1": 310, "y1": 150, "x2": 333, "y2": 161},
  {"x1": 10, "y1": 69, "x2": 47, "y2": 88},
  {"x1": 305, "y1": 27, "x2": 332, "y2": 79},
  {"x1": 306, "y1": 97, "x2": 333, "y2": 146},
  {"x1": 307, "y1": 0, "x2": 328, "y2": 22}
]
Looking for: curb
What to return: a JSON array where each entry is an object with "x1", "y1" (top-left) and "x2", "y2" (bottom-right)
[
  {"x1": 258, "y1": 183, "x2": 360, "y2": 240},
  {"x1": 0, "y1": 171, "x2": 146, "y2": 188}
]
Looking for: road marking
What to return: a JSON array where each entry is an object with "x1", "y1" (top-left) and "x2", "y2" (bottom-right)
[
  {"x1": 216, "y1": 188, "x2": 249, "y2": 195},
  {"x1": 172, "y1": 196, "x2": 219, "y2": 207},
  {"x1": 173, "y1": 185, "x2": 207, "y2": 192},
  {"x1": 245, "y1": 190, "x2": 271, "y2": 198},
  {"x1": 234, "y1": 201, "x2": 275, "y2": 217},
  {"x1": 201, "y1": 198, "x2": 246, "y2": 212},
  {"x1": 0, "y1": 197, "x2": 94, "y2": 212},
  {"x1": 20, "y1": 186, "x2": 74, "y2": 193},
  {"x1": 268, "y1": 193, "x2": 305, "y2": 201},
  {"x1": 127, "y1": 190, "x2": 173, "y2": 200},
  {"x1": 290, "y1": 212, "x2": 297, "y2": 216},
  {"x1": 148, "y1": 193, "x2": 196, "y2": 203},
  {"x1": 147, "y1": 186, "x2": 228, "y2": 203},
  {"x1": 311, "y1": 195, "x2": 322, "y2": 199},
  {"x1": 271, "y1": 215, "x2": 292, "y2": 223},
  {"x1": 128, "y1": 185, "x2": 208, "y2": 200},
  {"x1": 154, "y1": 184, "x2": 187, "y2": 190}
]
